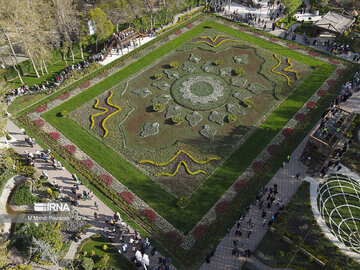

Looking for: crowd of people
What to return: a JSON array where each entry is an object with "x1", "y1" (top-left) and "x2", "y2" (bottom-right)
[{"x1": 5, "y1": 55, "x2": 103, "y2": 104}]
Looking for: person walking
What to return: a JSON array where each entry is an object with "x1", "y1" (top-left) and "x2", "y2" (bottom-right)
[
  {"x1": 295, "y1": 172, "x2": 300, "y2": 179},
  {"x1": 94, "y1": 212, "x2": 98, "y2": 219},
  {"x1": 94, "y1": 201, "x2": 99, "y2": 210}
]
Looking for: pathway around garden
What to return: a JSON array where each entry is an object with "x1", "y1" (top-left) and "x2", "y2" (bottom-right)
[
  {"x1": 199, "y1": 88, "x2": 360, "y2": 270},
  {"x1": 199, "y1": 126, "x2": 309, "y2": 270},
  {"x1": 5, "y1": 120, "x2": 176, "y2": 270}
]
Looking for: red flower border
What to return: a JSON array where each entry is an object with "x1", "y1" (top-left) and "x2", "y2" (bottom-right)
[
  {"x1": 141, "y1": 209, "x2": 157, "y2": 223},
  {"x1": 215, "y1": 201, "x2": 230, "y2": 216},
  {"x1": 165, "y1": 231, "x2": 182, "y2": 245},
  {"x1": 64, "y1": 144, "x2": 76, "y2": 154},
  {"x1": 308, "y1": 51, "x2": 319, "y2": 57},
  {"x1": 186, "y1": 23, "x2": 194, "y2": 28},
  {"x1": 306, "y1": 101, "x2": 316, "y2": 109},
  {"x1": 35, "y1": 105, "x2": 48, "y2": 113},
  {"x1": 282, "y1": 128, "x2": 294, "y2": 137},
  {"x1": 317, "y1": 90, "x2": 326, "y2": 96},
  {"x1": 267, "y1": 144, "x2": 279, "y2": 155},
  {"x1": 49, "y1": 132, "x2": 60, "y2": 140},
  {"x1": 235, "y1": 180, "x2": 247, "y2": 193},
  {"x1": 80, "y1": 81, "x2": 90, "y2": 89},
  {"x1": 120, "y1": 191, "x2": 134, "y2": 204},
  {"x1": 327, "y1": 79, "x2": 336, "y2": 86},
  {"x1": 193, "y1": 224, "x2": 209, "y2": 240},
  {"x1": 287, "y1": 44, "x2": 297, "y2": 50},
  {"x1": 80, "y1": 159, "x2": 94, "y2": 169},
  {"x1": 33, "y1": 119, "x2": 45, "y2": 127},
  {"x1": 174, "y1": 30, "x2": 182, "y2": 35},
  {"x1": 295, "y1": 113, "x2": 305, "y2": 122},
  {"x1": 252, "y1": 161, "x2": 264, "y2": 173},
  {"x1": 269, "y1": 38, "x2": 278, "y2": 42},
  {"x1": 58, "y1": 93, "x2": 70, "y2": 100},
  {"x1": 99, "y1": 174, "x2": 113, "y2": 185},
  {"x1": 329, "y1": 59, "x2": 340, "y2": 65}
]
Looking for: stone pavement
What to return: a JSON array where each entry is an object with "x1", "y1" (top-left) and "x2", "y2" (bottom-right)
[
  {"x1": 199, "y1": 73, "x2": 360, "y2": 270},
  {"x1": 199, "y1": 127, "x2": 309, "y2": 270},
  {"x1": 5, "y1": 120, "x2": 176, "y2": 270}
]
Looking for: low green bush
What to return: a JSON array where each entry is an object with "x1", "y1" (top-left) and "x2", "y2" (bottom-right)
[
  {"x1": 172, "y1": 116, "x2": 184, "y2": 124},
  {"x1": 154, "y1": 73, "x2": 163, "y2": 80},
  {"x1": 169, "y1": 61, "x2": 179, "y2": 69},
  {"x1": 227, "y1": 114, "x2": 237, "y2": 123},
  {"x1": 153, "y1": 103, "x2": 165, "y2": 112},
  {"x1": 214, "y1": 60, "x2": 223, "y2": 66},
  {"x1": 60, "y1": 110, "x2": 69, "y2": 117},
  {"x1": 12, "y1": 182, "x2": 42, "y2": 206},
  {"x1": 234, "y1": 67, "x2": 244, "y2": 76},
  {"x1": 243, "y1": 99, "x2": 254, "y2": 107}
]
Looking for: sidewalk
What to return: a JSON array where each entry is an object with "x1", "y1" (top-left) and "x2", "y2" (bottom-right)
[
  {"x1": 5, "y1": 120, "x2": 176, "y2": 270},
  {"x1": 199, "y1": 85, "x2": 360, "y2": 270}
]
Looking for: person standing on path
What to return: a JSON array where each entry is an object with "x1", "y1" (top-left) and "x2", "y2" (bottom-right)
[
  {"x1": 94, "y1": 201, "x2": 99, "y2": 210},
  {"x1": 295, "y1": 172, "x2": 300, "y2": 179}
]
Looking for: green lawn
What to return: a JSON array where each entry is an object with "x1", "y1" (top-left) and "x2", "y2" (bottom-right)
[
  {"x1": 42, "y1": 19, "x2": 335, "y2": 233},
  {"x1": 80, "y1": 234, "x2": 136, "y2": 269}
]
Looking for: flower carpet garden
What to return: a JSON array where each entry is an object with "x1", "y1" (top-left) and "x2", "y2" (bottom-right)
[{"x1": 16, "y1": 15, "x2": 358, "y2": 268}]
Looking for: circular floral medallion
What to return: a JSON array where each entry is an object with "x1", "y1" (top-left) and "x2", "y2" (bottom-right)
[{"x1": 171, "y1": 73, "x2": 232, "y2": 111}]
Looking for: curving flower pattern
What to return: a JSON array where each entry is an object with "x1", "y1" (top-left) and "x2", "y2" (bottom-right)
[{"x1": 179, "y1": 75, "x2": 224, "y2": 104}]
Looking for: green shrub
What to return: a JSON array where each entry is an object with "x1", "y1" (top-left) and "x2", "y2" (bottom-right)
[
  {"x1": 102, "y1": 244, "x2": 108, "y2": 251},
  {"x1": 214, "y1": 60, "x2": 223, "y2": 66},
  {"x1": 52, "y1": 190, "x2": 59, "y2": 199},
  {"x1": 6, "y1": 133, "x2": 12, "y2": 140},
  {"x1": 172, "y1": 116, "x2": 184, "y2": 124},
  {"x1": 90, "y1": 250, "x2": 96, "y2": 257},
  {"x1": 60, "y1": 110, "x2": 69, "y2": 117},
  {"x1": 243, "y1": 99, "x2": 254, "y2": 107},
  {"x1": 153, "y1": 103, "x2": 165, "y2": 112},
  {"x1": 177, "y1": 197, "x2": 189, "y2": 208},
  {"x1": 81, "y1": 257, "x2": 94, "y2": 270},
  {"x1": 100, "y1": 254, "x2": 110, "y2": 266},
  {"x1": 12, "y1": 182, "x2": 41, "y2": 206},
  {"x1": 227, "y1": 114, "x2": 237, "y2": 123},
  {"x1": 46, "y1": 188, "x2": 52, "y2": 196},
  {"x1": 234, "y1": 67, "x2": 244, "y2": 76},
  {"x1": 154, "y1": 73, "x2": 162, "y2": 80},
  {"x1": 169, "y1": 61, "x2": 179, "y2": 69},
  {"x1": 83, "y1": 251, "x2": 88, "y2": 257}
]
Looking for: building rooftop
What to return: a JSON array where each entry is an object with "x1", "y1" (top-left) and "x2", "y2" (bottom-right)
[{"x1": 314, "y1": 11, "x2": 355, "y2": 34}]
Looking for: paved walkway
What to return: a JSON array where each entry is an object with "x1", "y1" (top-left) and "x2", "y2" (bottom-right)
[
  {"x1": 5, "y1": 120, "x2": 175, "y2": 270},
  {"x1": 199, "y1": 81, "x2": 360, "y2": 270}
]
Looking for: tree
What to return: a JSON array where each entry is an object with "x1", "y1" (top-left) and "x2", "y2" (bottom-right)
[
  {"x1": 81, "y1": 257, "x2": 94, "y2": 270},
  {"x1": 78, "y1": 18, "x2": 91, "y2": 60},
  {"x1": 100, "y1": 254, "x2": 110, "y2": 266},
  {"x1": 99, "y1": 0, "x2": 131, "y2": 32},
  {"x1": 36, "y1": 222, "x2": 63, "y2": 252},
  {"x1": 51, "y1": 0, "x2": 80, "y2": 62},
  {"x1": 88, "y1": 8, "x2": 113, "y2": 52},
  {"x1": 142, "y1": 0, "x2": 155, "y2": 30},
  {"x1": 162, "y1": 0, "x2": 175, "y2": 24},
  {"x1": 0, "y1": 238, "x2": 9, "y2": 269}
]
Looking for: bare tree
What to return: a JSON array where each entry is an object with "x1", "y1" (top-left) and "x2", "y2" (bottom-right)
[{"x1": 51, "y1": 0, "x2": 80, "y2": 63}]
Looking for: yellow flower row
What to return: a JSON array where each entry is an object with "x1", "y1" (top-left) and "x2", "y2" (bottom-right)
[
  {"x1": 139, "y1": 149, "x2": 220, "y2": 166},
  {"x1": 157, "y1": 7, "x2": 204, "y2": 35},
  {"x1": 155, "y1": 161, "x2": 206, "y2": 177},
  {"x1": 90, "y1": 99, "x2": 108, "y2": 129},
  {"x1": 189, "y1": 38, "x2": 239, "y2": 48},
  {"x1": 102, "y1": 90, "x2": 122, "y2": 138},
  {"x1": 284, "y1": 58, "x2": 299, "y2": 80},
  {"x1": 272, "y1": 54, "x2": 291, "y2": 87}
]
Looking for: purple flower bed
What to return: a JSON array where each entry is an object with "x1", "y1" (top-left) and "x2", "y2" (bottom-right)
[
  {"x1": 193, "y1": 224, "x2": 209, "y2": 240},
  {"x1": 317, "y1": 90, "x2": 326, "y2": 96},
  {"x1": 252, "y1": 161, "x2": 264, "y2": 173},
  {"x1": 306, "y1": 101, "x2": 316, "y2": 109},
  {"x1": 295, "y1": 113, "x2": 305, "y2": 122},
  {"x1": 35, "y1": 105, "x2": 48, "y2": 113},
  {"x1": 165, "y1": 231, "x2": 182, "y2": 245},
  {"x1": 58, "y1": 93, "x2": 70, "y2": 100}
]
